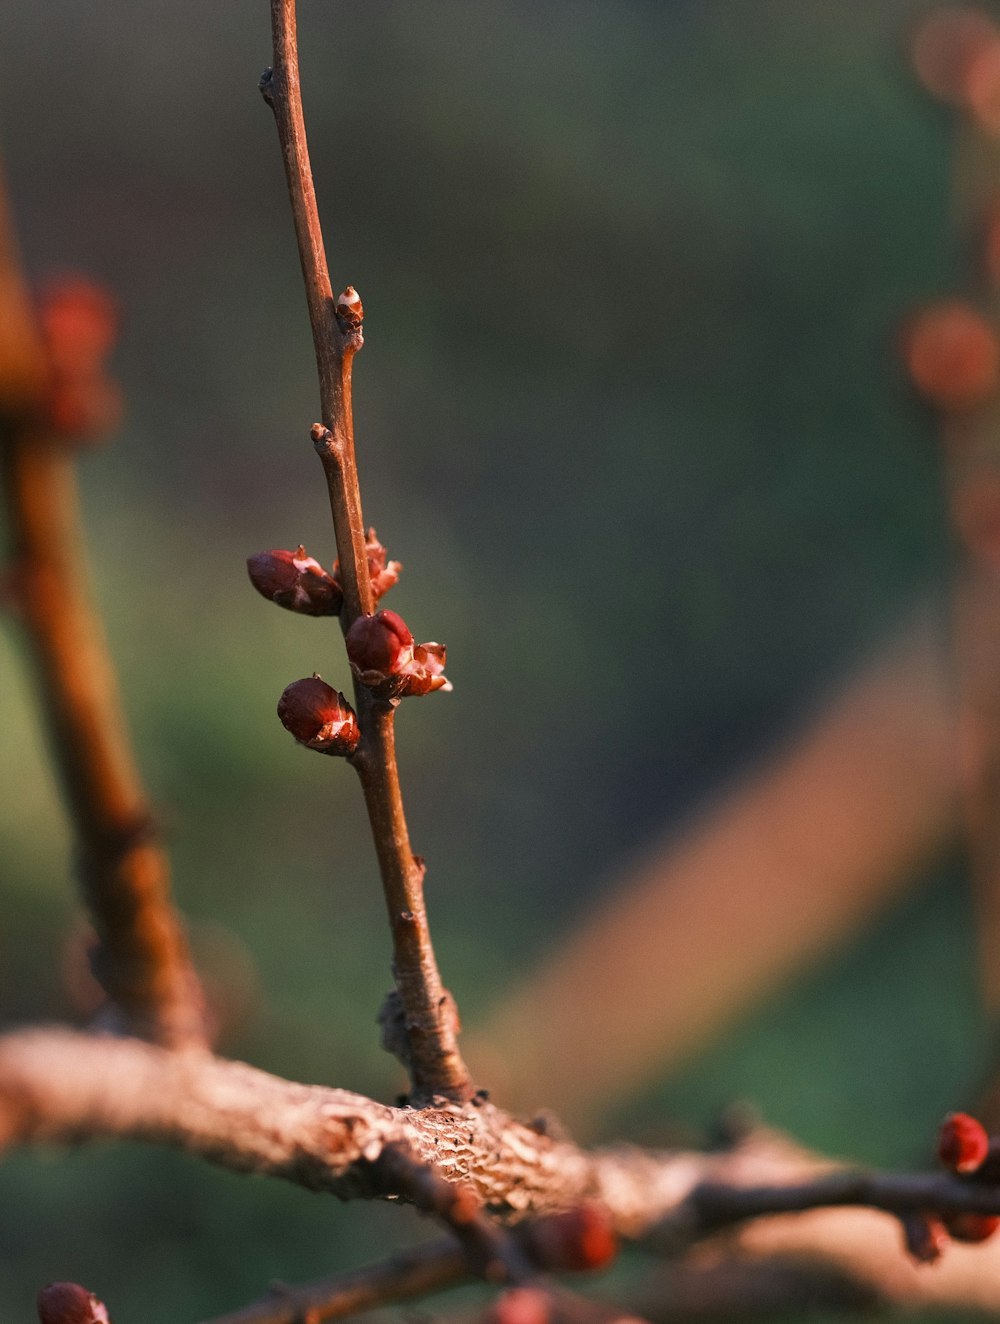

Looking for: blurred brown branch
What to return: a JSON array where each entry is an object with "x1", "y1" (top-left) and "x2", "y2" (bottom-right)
[{"x1": 0, "y1": 172, "x2": 206, "y2": 1051}]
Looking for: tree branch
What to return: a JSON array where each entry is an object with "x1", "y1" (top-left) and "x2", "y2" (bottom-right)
[
  {"x1": 199, "y1": 1240, "x2": 469, "y2": 1324},
  {"x1": 0, "y1": 172, "x2": 206, "y2": 1053},
  {"x1": 260, "y1": 0, "x2": 472, "y2": 1102}
]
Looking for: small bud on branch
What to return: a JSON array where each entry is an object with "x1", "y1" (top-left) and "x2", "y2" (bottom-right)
[
  {"x1": 336, "y1": 284, "x2": 364, "y2": 329},
  {"x1": 277, "y1": 676, "x2": 360, "y2": 755},
  {"x1": 247, "y1": 546, "x2": 343, "y2": 615},
  {"x1": 346, "y1": 609, "x2": 451, "y2": 698},
  {"x1": 37, "y1": 1282, "x2": 110, "y2": 1324},
  {"x1": 938, "y1": 1112, "x2": 990, "y2": 1174},
  {"x1": 333, "y1": 527, "x2": 401, "y2": 603}
]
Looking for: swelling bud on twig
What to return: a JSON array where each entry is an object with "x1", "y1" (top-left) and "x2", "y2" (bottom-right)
[
  {"x1": 37, "y1": 1283, "x2": 110, "y2": 1324},
  {"x1": 335, "y1": 284, "x2": 364, "y2": 329},
  {"x1": 938, "y1": 1111, "x2": 990, "y2": 1174},
  {"x1": 247, "y1": 546, "x2": 343, "y2": 616},
  {"x1": 277, "y1": 676, "x2": 360, "y2": 755},
  {"x1": 346, "y1": 609, "x2": 451, "y2": 698}
]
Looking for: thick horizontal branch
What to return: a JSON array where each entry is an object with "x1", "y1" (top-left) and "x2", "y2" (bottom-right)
[
  {"x1": 15, "y1": 1030, "x2": 1000, "y2": 1315},
  {"x1": 0, "y1": 1027, "x2": 696, "y2": 1223}
]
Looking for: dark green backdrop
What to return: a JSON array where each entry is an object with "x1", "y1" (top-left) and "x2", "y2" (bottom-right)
[{"x1": 0, "y1": 2, "x2": 989, "y2": 1318}]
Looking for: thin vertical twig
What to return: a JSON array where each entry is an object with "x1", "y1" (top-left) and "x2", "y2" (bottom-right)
[
  {"x1": 0, "y1": 172, "x2": 207, "y2": 1052},
  {"x1": 261, "y1": 0, "x2": 473, "y2": 1101}
]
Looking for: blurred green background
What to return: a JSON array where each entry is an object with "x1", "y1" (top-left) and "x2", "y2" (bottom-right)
[{"x1": 0, "y1": 0, "x2": 993, "y2": 1318}]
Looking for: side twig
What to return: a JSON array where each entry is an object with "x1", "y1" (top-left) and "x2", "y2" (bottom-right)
[
  {"x1": 0, "y1": 173, "x2": 206, "y2": 1051},
  {"x1": 260, "y1": 0, "x2": 471, "y2": 1101},
  {"x1": 199, "y1": 1240, "x2": 468, "y2": 1324}
]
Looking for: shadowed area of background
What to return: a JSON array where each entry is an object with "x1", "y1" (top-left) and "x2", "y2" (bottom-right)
[{"x1": 0, "y1": 1, "x2": 992, "y2": 1319}]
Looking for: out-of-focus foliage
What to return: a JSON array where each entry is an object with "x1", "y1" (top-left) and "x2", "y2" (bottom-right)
[{"x1": 0, "y1": 1, "x2": 990, "y2": 1318}]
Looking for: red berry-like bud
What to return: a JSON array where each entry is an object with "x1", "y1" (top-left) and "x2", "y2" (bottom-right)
[
  {"x1": 522, "y1": 1202, "x2": 618, "y2": 1273},
  {"x1": 901, "y1": 1212, "x2": 949, "y2": 1264},
  {"x1": 346, "y1": 609, "x2": 413, "y2": 673},
  {"x1": 277, "y1": 676, "x2": 360, "y2": 755},
  {"x1": 247, "y1": 547, "x2": 343, "y2": 616},
  {"x1": 938, "y1": 1112, "x2": 990, "y2": 1174},
  {"x1": 346, "y1": 611, "x2": 451, "y2": 698},
  {"x1": 37, "y1": 1282, "x2": 110, "y2": 1324},
  {"x1": 944, "y1": 1211, "x2": 1000, "y2": 1243}
]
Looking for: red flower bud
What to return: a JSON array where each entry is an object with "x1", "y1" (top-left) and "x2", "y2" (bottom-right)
[
  {"x1": 247, "y1": 546, "x2": 343, "y2": 616},
  {"x1": 938, "y1": 1112, "x2": 990, "y2": 1174},
  {"x1": 277, "y1": 676, "x2": 360, "y2": 755},
  {"x1": 37, "y1": 1283, "x2": 110, "y2": 1324},
  {"x1": 944, "y1": 1211, "x2": 1000, "y2": 1244},
  {"x1": 346, "y1": 610, "x2": 451, "y2": 698},
  {"x1": 333, "y1": 527, "x2": 401, "y2": 602},
  {"x1": 901, "y1": 1212, "x2": 949, "y2": 1264},
  {"x1": 347, "y1": 608, "x2": 412, "y2": 674},
  {"x1": 522, "y1": 1202, "x2": 618, "y2": 1273}
]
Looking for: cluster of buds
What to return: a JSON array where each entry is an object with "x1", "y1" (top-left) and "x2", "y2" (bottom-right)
[
  {"x1": 37, "y1": 1283, "x2": 110, "y2": 1324},
  {"x1": 247, "y1": 529, "x2": 401, "y2": 617},
  {"x1": 277, "y1": 676, "x2": 360, "y2": 756},
  {"x1": 903, "y1": 1112, "x2": 1000, "y2": 1262},
  {"x1": 346, "y1": 609, "x2": 451, "y2": 698}
]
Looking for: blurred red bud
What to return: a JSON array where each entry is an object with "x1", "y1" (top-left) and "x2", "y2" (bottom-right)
[
  {"x1": 903, "y1": 301, "x2": 1000, "y2": 412},
  {"x1": 38, "y1": 277, "x2": 122, "y2": 440},
  {"x1": 247, "y1": 546, "x2": 343, "y2": 616},
  {"x1": 522, "y1": 1202, "x2": 618, "y2": 1273},
  {"x1": 901, "y1": 1211, "x2": 949, "y2": 1263},
  {"x1": 37, "y1": 1282, "x2": 110, "y2": 1324},
  {"x1": 277, "y1": 676, "x2": 360, "y2": 755},
  {"x1": 911, "y1": 9, "x2": 1000, "y2": 105},
  {"x1": 938, "y1": 1112, "x2": 990, "y2": 1173},
  {"x1": 346, "y1": 610, "x2": 451, "y2": 697},
  {"x1": 944, "y1": 1211, "x2": 1000, "y2": 1243},
  {"x1": 488, "y1": 1288, "x2": 552, "y2": 1324}
]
